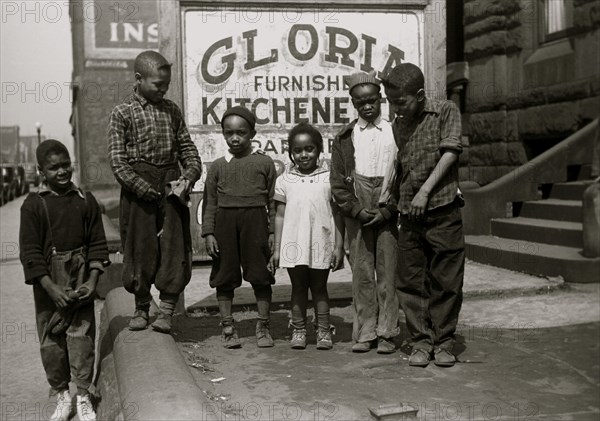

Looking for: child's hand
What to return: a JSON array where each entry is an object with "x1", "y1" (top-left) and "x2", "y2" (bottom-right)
[
  {"x1": 268, "y1": 252, "x2": 279, "y2": 275},
  {"x1": 409, "y1": 190, "x2": 429, "y2": 219},
  {"x1": 177, "y1": 176, "x2": 192, "y2": 195},
  {"x1": 357, "y1": 209, "x2": 375, "y2": 225},
  {"x1": 142, "y1": 187, "x2": 161, "y2": 202},
  {"x1": 364, "y1": 209, "x2": 385, "y2": 227},
  {"x1": 330, "y1": 246, "x2": 345, "y2": 272},
  {"x1": 268, "y1": 233, "x2": 275, "y2": 256},
  {"x1": 77, "y1": 272, "x2": 99, "y2": 302},
  {"x1": 205, "y1": 235, "x2": 219, "y2": 258},
  {"x1": 40, "y1": 277, "x2": 73, "y2": 308}
]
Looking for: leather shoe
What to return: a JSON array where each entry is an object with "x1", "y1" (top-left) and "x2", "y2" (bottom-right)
[
  {"x1": 128, "y1": 309, "x2": 149, "y2": 331},
  {"x1": 377, "y1": 337, "x2": 396, "y2": 354},
  {"x1": 434, "y1": 348, "x2": 456, "y2": 367},
  {"x1": 408, "y1": 349, "x2": 431, "y2": 367},
  {"x1": 352, "y1": 340, "x2": 373, "y2": 353}
]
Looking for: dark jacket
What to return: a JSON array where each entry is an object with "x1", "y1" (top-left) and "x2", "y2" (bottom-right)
[{"x1": 330, "y1": 119, "x2": 399, "y2": 220}]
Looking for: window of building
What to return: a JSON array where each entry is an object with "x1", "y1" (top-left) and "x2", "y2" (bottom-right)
[{"x1": 540, "y1": 0, "x2": 574, "y2": 42}]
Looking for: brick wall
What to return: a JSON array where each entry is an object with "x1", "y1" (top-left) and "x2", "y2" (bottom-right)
[{"x1": 459, "y1": 0, "x2": 600, "y2": 186}]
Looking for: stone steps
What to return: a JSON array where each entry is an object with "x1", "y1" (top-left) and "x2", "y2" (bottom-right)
[
  {"x1": 466, "y1": 235, "x2": 600, "y2": 283},
  {"x1": 550, "y1": 181, "x2": 593, "y2": 200},
  {"x1": 490, "y1": 217, "x2": 583, "y2": 248},
  {"x1": 467, "y1": 180, "x2": 598, "y2": 283},
  {"x1": 520, "y1": 199, "x2": 582, "y2": 222}
]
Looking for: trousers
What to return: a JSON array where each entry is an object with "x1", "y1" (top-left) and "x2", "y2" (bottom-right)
[
  {"x1": 119, "y1": 162, "x2": 192, "y2": 306},
  {"x1": 397, "y1": 201, "x2": 465, "y2": 352},
  {"x1": 347, "y1": 173, "x2": 400, "y2": 342},
  {"x1": 34, "y1": 248, "x2": 95, "y2": 395}
]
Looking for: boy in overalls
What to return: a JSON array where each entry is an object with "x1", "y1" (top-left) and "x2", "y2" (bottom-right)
[
  {"x1": 20, "y1": 139, "x2": 109, "y2": 421},
  {"x1": 107, "y1": 51, "x2": 202, "y2": 333},
  {"x1": 330, "y1": 72, "x2": 400, "y2": 353}
]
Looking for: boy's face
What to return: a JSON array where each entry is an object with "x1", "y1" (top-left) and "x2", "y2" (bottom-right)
[
  {"x1": 384, "y1": 86, "x2": 425, "y2": 123},
  {"x1": 136, "y1": 67, "x2": 171, "y2": 104},
  {"x1": 39, "y1": 152, "x2": 72, "y2": 192},
  {"x1": 351, "y1": 84, "x2": 382, "y2": 123},
  {"x1": 222, "y1": 115, "x2": 255, "y2": 157}
]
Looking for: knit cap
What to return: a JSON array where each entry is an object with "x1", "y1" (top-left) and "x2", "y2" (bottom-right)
[
  {"x1": 221, "y1": 106, "x2": 256, "y2": 130},
  {"x1": 345, "y1": 70, "x2": 380, "y2": 94}
]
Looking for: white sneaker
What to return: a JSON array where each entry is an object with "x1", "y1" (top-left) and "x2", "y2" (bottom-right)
[
  {"x1": 76, "y1": 394, "x2": 96, "y2": 421},
  {"x1": 50, "y1": 390, "x2": 72, "y2": 421}
]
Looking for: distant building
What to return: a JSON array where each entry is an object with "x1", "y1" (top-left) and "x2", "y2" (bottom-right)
[{"x1": 447, "y1": 0, "x2": 600, "y2": 185}]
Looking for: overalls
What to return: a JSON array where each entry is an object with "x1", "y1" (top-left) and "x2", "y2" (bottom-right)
[{"x1": 34, "y1": 195, "x2": 95, "y2": 395}]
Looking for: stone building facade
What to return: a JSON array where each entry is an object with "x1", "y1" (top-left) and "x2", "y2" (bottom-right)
[
  {"x1": 69, "y1": 0, "x2": 158, "y2": 189},
  {"x1": 456, "y1": 0, "x2": 600, "y2": 185}
]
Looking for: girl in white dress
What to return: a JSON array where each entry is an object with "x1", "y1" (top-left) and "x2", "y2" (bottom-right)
[{"x1": 271, "y1": 123, "x2": 345, "y2": 350}]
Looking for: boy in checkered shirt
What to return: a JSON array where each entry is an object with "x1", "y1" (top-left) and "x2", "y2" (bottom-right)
[
  {"x1": 107, "y1": 51, "x2": 202, "y2": 333},
  {"x1": 382, "y1": 63, "x2": 465, "y2": 368}
]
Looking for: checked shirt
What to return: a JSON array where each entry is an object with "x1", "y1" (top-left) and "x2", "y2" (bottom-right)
[
  {"x1": 107, "y1": 90, "x2": 202, "y2": 197},
  {"x1": 392, "y1": 98, "x2": 463, "y2": 214}
]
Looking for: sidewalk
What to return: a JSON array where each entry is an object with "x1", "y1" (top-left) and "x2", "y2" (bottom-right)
[
  {"x1": 173, "y1": 282, "x2": 600, "y2": 421},
  {"x1": 184, "y1": 259, "x2": 565, "y2": 313}
]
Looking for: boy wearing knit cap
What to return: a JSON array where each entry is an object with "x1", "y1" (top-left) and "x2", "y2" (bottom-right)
[
  {"x1": 330, "y1": 71, "x2": 400, "y2": 354},
  {"x1": 20, "y1": 139, "x2": 109, "y2": 421},
  {"x1": 382, "y1": 63, "x2": 464, "y2": 368},
  {"x1": 202, "y1": 106, "x2": 277, "y2": 348},
  {"x1": 107, "y1": 50, "x2": 202, "y2": 334}
]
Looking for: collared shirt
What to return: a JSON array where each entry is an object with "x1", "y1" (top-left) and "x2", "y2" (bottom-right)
[
  {"x1": 352, "y1": 115, "x2": 397, "y2": 177},
  {"x1": 37, "y1": 182, "x2": 85, "y2": 199},
  {"x1": 393, "y1": 98, "x2": 463, "y2": 213},
  {"x1": 107, "y1": 90, "x2": 202, "y2": 198}
]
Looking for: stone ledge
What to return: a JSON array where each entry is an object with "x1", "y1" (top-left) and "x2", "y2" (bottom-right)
[{"x1": 102, "y1": 287, "x2": 220, "y2": 421}]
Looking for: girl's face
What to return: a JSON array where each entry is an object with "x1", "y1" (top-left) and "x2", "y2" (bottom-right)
[
  {"x1": 222, "y1": 115, "x2": 255, "y2": 157},
  {"x1": 291, "y1": 133, "x2": 319, "y2": 174}
]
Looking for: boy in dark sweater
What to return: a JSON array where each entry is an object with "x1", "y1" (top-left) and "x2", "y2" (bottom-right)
[
  {"x1": 382, "y1": 63, "x2": 465, "y2": 368},
  {"x1": 19, "y1": 139, "x2": 109, "y2": 421},
  {"x1": 202, "y1": 106, "x2": 276, "y2": 349}
]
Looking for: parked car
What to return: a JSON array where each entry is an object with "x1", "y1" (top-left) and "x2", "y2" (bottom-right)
[
  {"x1": 0, "y1": 164, "x2": 26, "y2": 205},
  {"x1": 1, "y1": 166, "x2": 16, "y2": 205},
  {"x1": 22, "y1": 162, "x2": 39, "y2": 189}
]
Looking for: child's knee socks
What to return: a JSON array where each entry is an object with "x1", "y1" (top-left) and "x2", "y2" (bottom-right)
[
  {"x1": 216, "y1": 288, "x2": 234, "y2": 321},
  {"x1": 252, "y1": 285, "x2": 272, "y2": 321}
]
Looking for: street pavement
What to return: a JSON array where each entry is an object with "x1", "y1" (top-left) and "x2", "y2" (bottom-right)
[
  {"x1": 2, "y1": 194, "x2": 600, "y2": 420},
  {"x1": 1, "y1": 195, "x2": 55, "y2": 420}
]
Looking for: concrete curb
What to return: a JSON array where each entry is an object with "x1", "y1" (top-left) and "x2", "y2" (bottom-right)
[
  {"x1": 187, "y1": 277, "x2": 566, "y2": 313},
  {"x1": 103, "y1": 287, "x2": 219, "y2": 421}
]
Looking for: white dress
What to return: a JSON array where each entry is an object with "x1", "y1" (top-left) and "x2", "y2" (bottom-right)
[{"x1": 274, "y1": 165, "x2": 335, "y2": 269}]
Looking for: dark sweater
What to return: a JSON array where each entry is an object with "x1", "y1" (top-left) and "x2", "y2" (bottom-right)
[
  {"x1": 19, "y1": 187, "x2": 109, "y2": 284},
  {"x1": 202, "y1": 152, "x2": 276, "y2": 236}
]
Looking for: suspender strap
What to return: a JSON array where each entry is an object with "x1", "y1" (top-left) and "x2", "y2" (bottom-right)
[
  {"x1": 38, "y1": 194, "x2": 56, "y2": 256},
  {"x1": 38, "y1": 192, "x2": 90, "y2": 259}
]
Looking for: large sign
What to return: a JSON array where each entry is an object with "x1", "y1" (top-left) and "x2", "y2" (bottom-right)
[
  {"x1": 84, "y1": 0, "x2": 158, "y2": 60},
  {"x1": 183, "y1": 7, "x2": 423, "y2": 174}
]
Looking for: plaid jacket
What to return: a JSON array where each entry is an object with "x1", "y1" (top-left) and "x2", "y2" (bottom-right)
[
  {"x1": 107, "y1": 90, "x2": 202, "y2": 198},
  {"x1": 393, "y1": 98, "x2": 462, "y2": 213}
]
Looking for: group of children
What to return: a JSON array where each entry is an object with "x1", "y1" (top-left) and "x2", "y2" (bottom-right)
[{"x1": 19, "y1": 50, "x2": 465, "y2": 421}]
